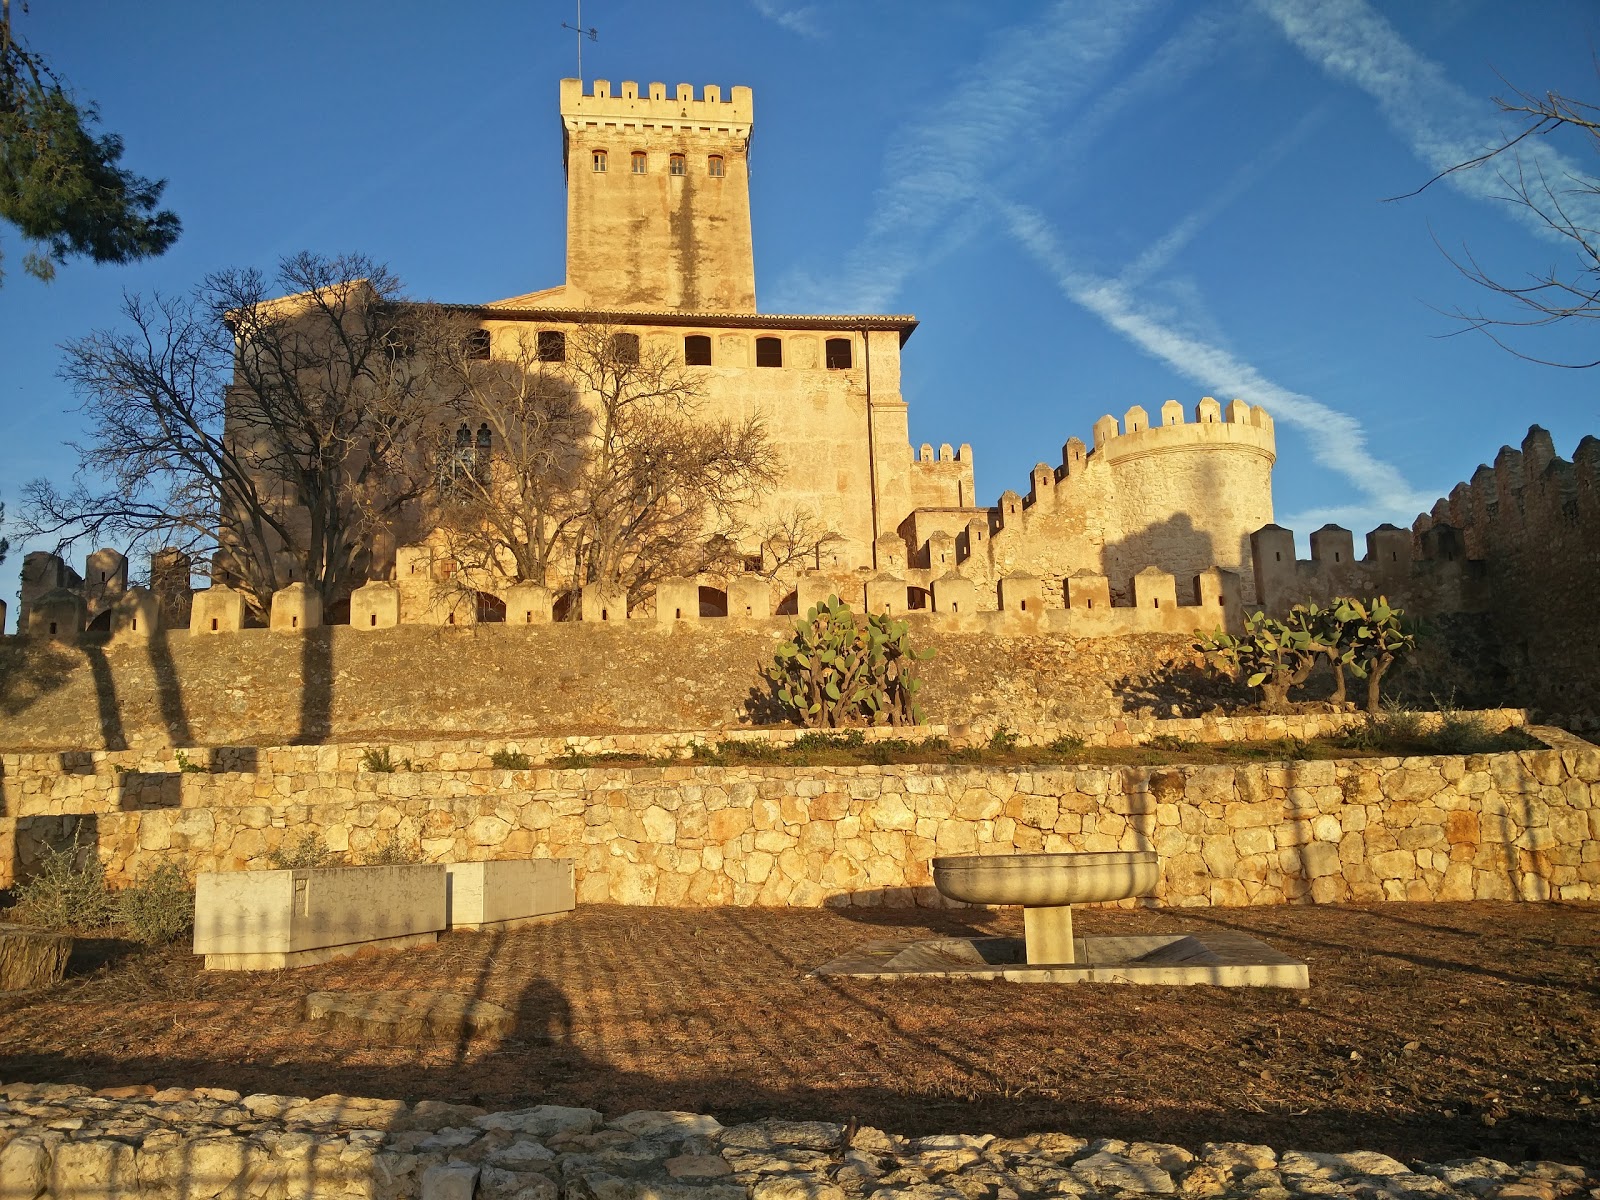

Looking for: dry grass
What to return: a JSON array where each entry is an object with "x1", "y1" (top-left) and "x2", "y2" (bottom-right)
[{"x1": 2, "y1": 902, "x2": 1597, "y2": 1167}]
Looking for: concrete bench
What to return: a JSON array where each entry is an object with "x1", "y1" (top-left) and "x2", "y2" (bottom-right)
[
  {"x1": 445, "y1": 859, "x2": 575, "y2": 931},
  {"x1": 194, "y1": 864, "x2": 446, "y2": 970}
]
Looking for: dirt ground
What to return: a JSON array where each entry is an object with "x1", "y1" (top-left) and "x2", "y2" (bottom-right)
[{"x1": 2, "y1": 902, "x2": 1597, "y2": 1168}]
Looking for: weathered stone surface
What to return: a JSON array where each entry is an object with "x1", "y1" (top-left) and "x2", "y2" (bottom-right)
[
  {"x1": 0, "y1": 924, "x2": 72, "y2": 992},
  {"x1": 606, "y1": 1110, "x2": 723, "y2": 1141},
  {"x1": 302, "y1": 990, "x2": 514, "y2": 1042},
  {"x1": 475, "y1": 1105, "x2": 602, "y2": 1139},
  {"x1": 1072, "y1": 1149, "x2": 1177, "y2": 1193}
]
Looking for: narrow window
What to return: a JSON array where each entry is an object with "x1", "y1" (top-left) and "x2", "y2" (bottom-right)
[
  {"x1": 1274, "y1": 551, "x2": 1281, "y2": 561},
  {"x1": 755, "y1": 336, "x2": 783, "y2": 367},
  {"x1": 49, "y1": 621, "x2": 58, "y2": 635},
  {"x1": 825, "y1": 337, "x2": 852, "y2": 369},
  {"x1": 210, "y1": 618, "x2": 218, "y2": 631},
  {"x1": 464, "y1": 329, "x2": 491, "y2": 360},
  {"x1": 1153, "y1": 598, "x2": 1161, "y2": 609},
  {"x1": 537, "y1": 330, "x2": 566, "y2": 362},
  {"x1": 951, "y1": 602, "x2": 959, "y2": 612},
  {"x1": 631, "y1": 151, "x2": 647, "y2": 174},
  {"x1": 608, "y1": 332, "x2": 640, "y2": 364},
  {"x1": 684, "y1": 334, "x2": 712, "y2": 365},
  {"x1": 592, "y1": 149, "x2": 607, "y2": 172},
  {"x1": 669, "y1": 153, "x2": 686, "y2": 176},
  {"x1": 1020, "y1": 600, "x2": 1028, "y2": 612},
  {"x1": 707, "y1": 154, "x2": 724, "y2": 177},
  {"x1": 131, "y1": 618, "x2": 138, "y2": 631},
  {"x1": 370, "y1": 613, "x2": 377, "y2": 627},
  {"x1": 1334, "y1": 552, "x2": 1341, "y2": 562},
  {"x1": 291, "y1": 616, "x2": 299, "y2": 629}
]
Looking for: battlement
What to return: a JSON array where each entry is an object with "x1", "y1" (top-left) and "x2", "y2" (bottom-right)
[
  {"x1": 1091, "y1": 396, "x2": 1275, "y2": 464},
  {"x1": 560, "y1": 78, "x2": 753, "y2": 132},
  {"x1": 1415, "y1": 425, "x2": 1600, "y2": 559},
  {"x1": 1251, "y1": 520, "x2": 1486, "y2": 618}
]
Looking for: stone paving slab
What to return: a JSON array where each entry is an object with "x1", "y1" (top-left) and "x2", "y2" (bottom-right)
[{"x1": 814, "y1": 931, "x2": 1310, "y2": 987}]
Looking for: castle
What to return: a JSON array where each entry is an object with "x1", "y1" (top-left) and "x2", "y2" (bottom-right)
[{"x1": 17, "y1": 78, "x2": 1596, "y2": 721}]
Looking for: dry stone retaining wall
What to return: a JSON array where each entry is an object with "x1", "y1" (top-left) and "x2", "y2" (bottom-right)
[
  {"x1": 1, "y1": 1081, "x2": 1592, "y2": 1200},
  {"x1": 4, "y1": 726, "x2": 1594, "y2": 907}
]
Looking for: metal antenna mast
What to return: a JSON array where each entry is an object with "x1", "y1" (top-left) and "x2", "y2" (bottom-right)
[{"x1": 561, "y1": 0, "x2": 598, "y2": 83}]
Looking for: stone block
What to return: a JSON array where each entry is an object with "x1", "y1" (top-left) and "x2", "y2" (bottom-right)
[
  {"x1": 191, "y1": 585, "x2": 245, "y2": 634},
  {"x1": 445, "y1": 859, "x2": 575, "y2": 931},
  {"x1": 269, "y1": 582, "x2": 322, "y2": 632},
  {"x1": 1066, "y1": 572, "x2": 1111, "y2": 610},
  {"x1": 506, "y1": 581, "x2": 553, "y2": 625},
  {"x1": 350, "y1": 581, "x2": 401, "y2": 629},
  {"x1": 581, "y1": 581, "x2": 627, "y2": 622},
  {"x1": 1132, "y1": 566, "x2": 1178, "y2": 611},
  {"x1": 727, "y1": 574, "x2": 770, "y2": 619},
  {"x1": 656, "y1": 576, "x2": 700, "y2": 623},
  {"x1": 932, "y1": 571, "x2": 976, "y2": 614},
  {"x1": 109, "y1": 587, "x2": 160, "y2": 641},
  {"x1": 194, "y1": 864, "x2": 446, "y2": 970},
  {"x1": 863, "y1": 573, "x2": 906, "y2": 616},
  {"x1": 26, "y1": 588, "x2": 85, "y2": 642},
  {"x1": 998, "y1": 573, "x2": 1044, "y2": 615}
]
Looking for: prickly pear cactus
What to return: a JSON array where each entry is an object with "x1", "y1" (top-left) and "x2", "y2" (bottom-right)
[{"x1": 765, "y1": 597, "x2": 934, "y2": 727}]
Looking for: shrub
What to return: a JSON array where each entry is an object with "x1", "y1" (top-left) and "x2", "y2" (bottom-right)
[
  {"x1": 174, "y1": 750, "x2": 206, "y2": 774},
  {"x1": 11, "y1": 832, "x2": 116, "y2": 930},
  {"x1": 987, "y1": 724, "x2": 1020, "y2": 752},
  {"x1": 1046, "y1": 734, "x2": 1085, "y2": 754},
  {"x1": 360, "y1": 747, "x2": 400, "y2": 773},
  {"x1": 266, "y1": 830, "x2": 341, "y2": 870},
  {"x1": 116, "y1": 862, "x2": 194, "y2": 944},
  {"x1": 793, "y1": 728, "x2": 867, "y2": 752},
  {"x1": 360, "y1": 831, "x2": 422, "y2": 865},
  {"x1": 764, "y1": 596, "x2": 933, "y2": 728},
  {"x1": 490, "y1": 749, "x2": 532, "y2": 770},
  {"x1": 1428, "y1": 709, "x2": 1505, "y2": 756}
]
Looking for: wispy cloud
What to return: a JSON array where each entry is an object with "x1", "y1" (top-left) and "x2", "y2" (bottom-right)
[
  {"x1": 999, "y1": 200, "x2": 1436, "y2": 522},
  {"x1": 751, "y1": 0, "x2": 819, "y2": 39},
  {"x1": 1257, "y1": 0, "x2": 1600, "y2": 237},
  {"x1": 772, "y1": 0, "x2": 1179, "y2": 312},
  {"x1": 1117, "y1": 104, "x2": 1332, "y2": 288}
]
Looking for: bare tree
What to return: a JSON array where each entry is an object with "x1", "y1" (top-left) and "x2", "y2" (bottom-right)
[
  {"x1": 26, "y1": 252, "x2": 454, "y2": 615},
  {"x1": 430, "y1": 321, "x2": 785, "y2": 614},
  {"x1": 1401, "y1": 82, "x2": 1600, "y2": 367}
]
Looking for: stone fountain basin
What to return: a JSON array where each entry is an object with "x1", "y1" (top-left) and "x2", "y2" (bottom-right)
[{"x1": 931, "y1": 850, "x2": 1159, "y2": 907}]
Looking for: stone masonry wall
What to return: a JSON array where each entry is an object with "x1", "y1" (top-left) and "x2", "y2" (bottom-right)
[
  {"x1": 0, "y1": 626, "x2": 1211, "y2": 752},
  {"x1": 5, "y1": 726, "x2": 1594, "y2": 905}
]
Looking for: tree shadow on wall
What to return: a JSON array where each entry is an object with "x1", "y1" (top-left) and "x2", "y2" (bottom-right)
[
  {"x1": 1113, "y1": 658, "x2": 1249, "y2": 717},
  {"x1": 1100, "y1": 510, "x2": 1216, "y2": 607},
  {"x1": 295, "y1": 627, "x2": 334, "y2": 745},
  {"x1": 742, "y1": 672, "x2": 791, "y2": 725},
  {"x1": 0, "y1": 638, "x2": 78, "y2": 720}
]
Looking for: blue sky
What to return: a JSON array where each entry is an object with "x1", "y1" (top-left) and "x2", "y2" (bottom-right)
[{"x1": 3, "y1": 0, "x2": 1598, "y2": 619}]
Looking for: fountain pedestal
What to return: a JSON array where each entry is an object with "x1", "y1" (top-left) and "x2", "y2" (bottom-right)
[
  {"x1": 815, "y1": 849, "x2": 1310, "y2": 987},
  {"x1": 932, "y1": 850, "x2": 1159, "y2": 965}
]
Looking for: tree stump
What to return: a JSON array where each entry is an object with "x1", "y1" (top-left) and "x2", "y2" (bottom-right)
[{"x1": 0, "y1": 923, "x2": 73, "y2": 991}]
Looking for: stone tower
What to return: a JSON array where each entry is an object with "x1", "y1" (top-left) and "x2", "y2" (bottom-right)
[{"x1": 559, "y1": 78, "x2": 756, "y2": 313}]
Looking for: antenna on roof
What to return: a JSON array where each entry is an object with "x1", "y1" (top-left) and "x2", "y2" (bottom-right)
[{"x1": 561, "y1": 0, "x2": 599, "y2": 84}]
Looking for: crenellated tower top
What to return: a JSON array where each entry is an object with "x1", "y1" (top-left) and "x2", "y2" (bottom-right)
[{"x1": 559, "y1": 79, "x2": 757, "y2": 312}]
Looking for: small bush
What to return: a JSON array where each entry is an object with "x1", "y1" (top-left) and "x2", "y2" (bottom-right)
[
  {"x1": 174, "y1": 750, "x2": 206, "y2": 774},
  {"x1": 12, "y1": 834, "x2": 115, "y2": 930},
  {"x1": 266, "y1": 830, "x2": 341, "y2": 870},
  {"x1": 1046, "y1": 735, "x2": 1085, "y2": 754},
  {"x1": 1341, "y1": 706, "x2": 1424, "y2": 751},
  {"x1": 490, "y1": 749, "x2": 532, "y2": 770},
  {"x1": 1148, "y1": 733, "x2": 1197, "y2": 753},
  {"x1": 719, "y1": 739, "x2": 784, "y2": 763},
  {"x1": 950, "y1": 745, "x2": 985, "y2": 763},
  {"x1": 988, "y1": 725, "x2": 1020, "y2": 752},
  {"x1": 1428, "y1": 710, "x2": 1505, "y2": 756},
  {"x1": 117, "y1": 862, "x2": 194, "y2": 944},
  {"x1": 360, "y1": 747, "x2": 400, "y2": 773},
  {"x1": 793, "y1": 729, "x2": 867, "y2": 752},
  {"x1": 360, "y1": 831, "x2": 422, "y2": 865}
]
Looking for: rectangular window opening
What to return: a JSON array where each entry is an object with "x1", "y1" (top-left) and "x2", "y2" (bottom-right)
[
  {"x1": 592, "y1": 149, "x2": 607, "y2": 172},
  {"x1": 631, "y1": 151, "x2": 647, "y2": 174},
  {"x1": 708, "y1": 154, "x2": 724, "y2": 177},
  {"x1": 825, "y1": 337, "x2": 853, "y2": 369},
  {"x1": 755, "y1": 336, "x2": 783, "y2": 368},
  {"x1": 537, "y1": 330, "x2": 566, "y2": 363},
  {"x1": 684, "y1": 334, "x2": 712, "y2": 365},
  {"x1": 669, "y1": 153, "x2": 686, "y2": 176}
]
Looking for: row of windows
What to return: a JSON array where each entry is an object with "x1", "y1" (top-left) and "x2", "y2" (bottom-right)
[
  {"x1": 469, "y1": 330, "x2": 855, "y2": 369},
  {"x1": 593, "y1": 150, "x2": 724, "y2": 176}
]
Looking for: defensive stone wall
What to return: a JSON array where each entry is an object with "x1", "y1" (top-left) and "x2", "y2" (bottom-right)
[
  {"x1": 6, "y1": 723, "x2": 1592, "y2": 907},
  {"x1": 900, "y1": 398, "x2": 1276, "y2": 607},
  {"x1": 0, "y1": 626, "x2": 1209, "y2": 753},
  {"x1": 1254, "y1": 426, "x2": 1600, "y2": 723}
]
